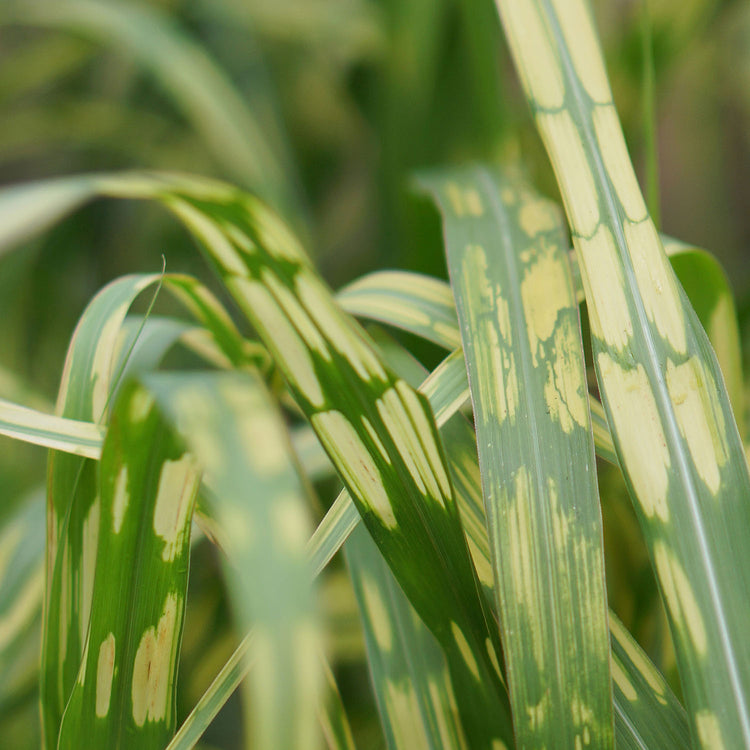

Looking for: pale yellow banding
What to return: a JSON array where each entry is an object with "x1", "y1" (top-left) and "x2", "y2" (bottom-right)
[
  {"x1": 231, "y1": 277, "x2": 325, "y2": 408},
  {"x1": 247, "y1": 200, "x2": 305, "y2": 262},
  {"x1": 216, "y1": 379, "x2": 289, "y2": 476},
  {"x1": 610, "y1": 616, "x2": 666, "y2": 703},
  {"x1": 395, "y1": 380, "x2": 452, "y2": 501},
  {"x1": 666, "y1": 357, "x2": 727, "y2": 494},
  {"x1": 467, "y1": 534, "x2": 494, "y2": 589},
  {"x1": 492, "y1": 741, "x2": 509, "y2": 750},
  {"x1": 223, "y1": 223, "x2": 256, "y2": 254},
  {"x1": 550, "y1": 0, "x2": 611, "y2": 103},
  {"x1": 518, "y1": 198, "x2": 560, "y2": 237},
  {"x1": 485, "y1": 637, "x2": 503, "y2": 681},
  {"x1": 345, "y1": 270, "x2": 455, "y2": 308},
  {"x1": 521, "y1": 248, "x2": 568, "y2": 365},
  {"x1": 653, "y1": 541, "x2": 707, "y2": 655},
  {"x1": 270, "y1": 493, "x2": 309, "y2": 552},
  {"x1": 428, "y1": 678, "x2": 469, "y2": 750},
  {"x1": 696, "y1": 711, "x2": 725, "y2": 750},
  {"x1": 361, "y1": 576, "x2": 392, "y2": 652},
  {"x1": 464, "y1": 188, "x2": 484, "y2": 217},
  {"x1": 129, "y1": 390, "x2": 154, "y2": 424},
  {"x1": 0, "y1": 564, "x2": 43, "y2": 651},
  {"x1": 499, "y1": 3, "x2": 564, "y2": 109},
  {"x1": 451, "y1": 622, "x2": 481, "y2": 681},
  {"x1": 576, "y1": 227, "x2": 632, "y2": 349},
  {"x1": 80, "y1": 498, "x2": 100, "y2": 645},
  {"x1": 598, "y1": 354, "x2": 670, "y2": 521},
  {"x1": 571, "y1": 696, "x2": 595, "y2": 727},
  {"x1": 544, "y1": 318, "x2": 588, "y2": 433},
  {"x1": 536, "y1": 111, "x2": 600, "y2": 238},
  {"x1": 170, "y1": 200, "x2": 247, "y2": 276},
  {"x1": 95, "y1": 633, "x2": 116, "y2": 717},
  {"x1": 311, "y1": 410, "x2": 397, "y2": 528},
  {"x1": 296, "y1": 274, "x2": 387, "y2": 382},
  {"x1": 152, "y1": 454, "x2": 200, "y2": 562},
  {"x1": 262, "y1": 269, "x2": 331, "y2": 358},
  {"x1": 386, "y1": 680, "x2": 431, "y2": 749},
  {"x1": 362, "y1": 416, "x2": 392, "y2": 465},
  {"x1": 112, "y1": 466, "x2": 129, "y2": 534},
  {"x1": 376, "y1": 388, "x2": 428, "y2": 496},
  {"x1": 507, "y1": 468, "x2": 545, "y2": 670},
  {"x1": 91, "y1": 304, "x2": 131, "y2": 420},
  {"x1": 611, "y1": 659, "x2": 638, "y2": 702},
  {"x1": 169, "y1": 388, "x2": 223, "y2": 475},
  {"x1": 526, "y1": 692, "x2": 549, "y2": 731},
  {"x1": 432, "y1": 321, "x2": 462, "y2": 349},
  {"x1": 132, "y1": 593, "x2": 180, "y2": 726},
  {"x1": 592, "y1": 105, "x2": 647, "y2": 221},
  {"x1": 624, "y1": 220, "x2": 686, "y2": 353}
]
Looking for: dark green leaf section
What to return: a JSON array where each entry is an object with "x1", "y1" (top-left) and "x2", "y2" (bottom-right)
[
  {"x1": 138, "y1": 177, "x2": 514, "y2": 748},
  {"x1": 420, "y1": 167, "x2": 613, "y2": 749},
  {"x1": 57, "y1": 380, "x2": 199, "y2": 749},
  {"x1": 346, "y1": 524, "x2": 467, "y2": 750},
  {"x1": 145, "y1": 370, "x2": 321, "y2": 750}
]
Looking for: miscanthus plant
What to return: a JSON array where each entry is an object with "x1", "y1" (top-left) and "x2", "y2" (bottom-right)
[{"x1": 1, "y1": 1, "x2": 748, "y2": 749}]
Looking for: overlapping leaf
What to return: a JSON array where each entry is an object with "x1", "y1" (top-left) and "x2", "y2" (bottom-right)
[{"x1": 494, "y1": 1, "x2": 750, "y2": 745}]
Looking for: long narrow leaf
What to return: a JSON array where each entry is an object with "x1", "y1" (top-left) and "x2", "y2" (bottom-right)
[{"x1": 494, "y1": 1, "x2": 750, "y2": 745}]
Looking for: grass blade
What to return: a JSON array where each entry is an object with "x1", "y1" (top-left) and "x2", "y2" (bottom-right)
[
  {"x1": 420, "y1": 167, "x2": 613, "y2": 748},
  {"x1": 494, "y1": 1, "x2": 750, "y2": 745}
]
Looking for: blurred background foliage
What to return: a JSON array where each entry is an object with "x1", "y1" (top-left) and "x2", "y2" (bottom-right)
[{"x1": 0, "y1": 0, "x2": 748, "y2": 747}]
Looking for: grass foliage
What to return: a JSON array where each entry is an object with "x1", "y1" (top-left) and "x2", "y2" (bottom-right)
[{"x1": 0, "y1": 1, "x2": 748, "y2": 749}]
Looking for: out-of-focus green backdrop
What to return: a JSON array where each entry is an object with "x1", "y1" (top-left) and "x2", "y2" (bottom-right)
[{"x1": 0, "y1": 1, "x2": 748, "y2": 747}]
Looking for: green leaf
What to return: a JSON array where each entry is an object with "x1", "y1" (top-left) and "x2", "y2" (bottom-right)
[
  {"x1": 494, "y1": 1, "x2": 750, "y2": 745},
  {"x1": 419, "y1": 167, "x2": 613, "y2": 748},
  {"x1": 145, "y1": 370, "x2": 322, "y2": 750},
  {"x1": 57, "y1": 381, "x2": 200, "y2": 749}
]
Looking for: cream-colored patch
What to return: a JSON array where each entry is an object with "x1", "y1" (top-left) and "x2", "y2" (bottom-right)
[
  {"x1": 131, "y1": 592, "x2": 180, "y2": 726},
  {"x1": 624, "y1": 219, "x2": 686, "y2": 353},
  {"x1": 296, "y1": 273, "x2": 387, "y2": 382},
  {"x1": 499, "y1": 3, "x2": 564, "y2": 109},
  {"x1": 311, "y1": 410, "x2": 397, "y2": 528},
  {"x1": 518, "y1": 199, "x2": 559, "y2": 237},
  {"x1": 521, "y1": 249, "x2": 568, "y2": 365},
  {"x1": 248, "y1": 200, "x2": 306, "y2": 263},
  {"x1": 597, "y1": 354, "x2": 670, "y2": 520},
  {"x1": 362, "y1": 417, "x2": 391, "y2": 464},
  {"x1": 169, "y1": 388, "x2": 223, "y2": 474},
  {"x1": 217, "y1": 379, "x2": 289, "y2": 476},
  {"x1": 451, "y1": 622, "x2": 481, "y2": 681},
  {"x1": 432, "y1": 321, "x2": 462, "y2": 349},
  {"x1": 95, "y1": 633, "x2": 116, "y2": 717},
  {"x1": 485, "y1": 637, "x2": 503, "y2": 681},
  {"x1": 231, "y1": 277, "x2": 325, "y2": 408},
  {"x1": 91, "y1": 305, "x2": 131, "y2": 420},
  {"x1": 80, "y1": 497, "x2": 100, "y2": 645},
  {"x1": 526, "y1": 691, "x2": 549, "y2": 732},
  {"x1": 170, "y1": 200, "x2": 246, "y2": 276},
  {"x1": 666, "y1": 357, "x2": 728, "y2": 494},
  {"x1": 609, "y1": 616, "x2": 666, "y2": 703},
  {"x1": 270, "y1": 493, "x2": 308, "y2": 552},
  {"x1": 611, "y1": 659, "x2": 638, "y2": 702},
  {"x1": 361, "y1": 576, "x2": 392, "y2": 651},
  {"x1": 593, "y1": 105, "x2": 647, "y2": 221},
  {"x1": 544, "y1": 319, "x2": 588, "y2": 433},
  {"x1": 575, "y1": 227, "x2": 632, "y2": 349},
  {"x1": 653, "y1": 542, "x2": 707, "y2": 655},
  {"x1": 695, "y1": 710, "x2": 725, "y2": 750},
  {"x1": 428, "y1": 678, "x2": 468, "y2": 749},
  {"x1": 491, "y1": 741, "x2": 508, "y2": 750},
  {"x1": 152, "y1": 454, "x2": 200, "y2": 562},
  {"x1": 395, "y1": 381, "x2": 452, "y2": 500},
  {"x1": 467, "y1": 535, "x2": 494, "y2": 589},
  {"x1": 112, "y1": 466, "x2": 129, "y2": 534},
  {"x1": 445, "y1": 183, "x2": 483, "y2": 217},
  {"x1": 536, "y1": 111, "x2": 599, "y2": 238},
  {"x1": 224, "y1": 224, "x2": 256, "y2": 255},
  {"x1": 385, "y1": 680, "x2": 431, "y2": 749},
  {"x1": 129, "y1": 390, "x2": 154, "y2": 424},
  {"x1": 262, "y1": 269, "x2": 330, "y2": 358},
  {"x1": 0, "y1": 565, "x2": 43, "y2": 651}
]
